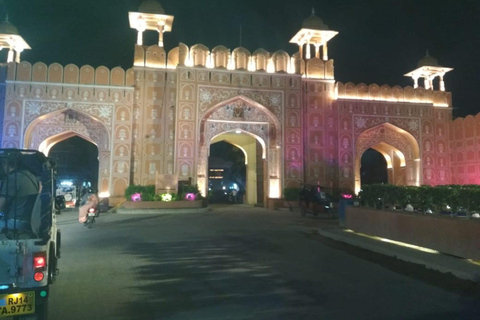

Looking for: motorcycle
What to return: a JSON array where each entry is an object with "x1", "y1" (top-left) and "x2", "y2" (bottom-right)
[
  {"x1": 84, "y1": 206, "x2": 98, "y2": 228},
  {"x1": 79, "y1": 191, "x2": 99, "y2": 228}
]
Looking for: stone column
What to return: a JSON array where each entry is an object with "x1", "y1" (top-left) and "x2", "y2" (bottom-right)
[
  {"x1": 322, "y1": 42, "x2": 328, "y2": 61},
  {"x1": 137, "y1": 29, "x2": 144, "y2": 45},
  {"x1": 439, "y1": 74, "x2": 445, "y2": 91},
  {"x1": 314, "y1": 44, "x2": 320, "y2": 59},
  {"x1": 14, "y1": 49, "x2": 22, "y2": 63},
  {"x1": 7, "y1": 48, "x2": 14, "y2": 63},
  {"x1": 413, "y1": 76, "x2": 419, "y2": 89},
  {"x1": 158, "y1": 24, "x2": 165, "y2": 47},
  {"x1": 424, "y1": 76, "x2": 431, "y2": 90}
]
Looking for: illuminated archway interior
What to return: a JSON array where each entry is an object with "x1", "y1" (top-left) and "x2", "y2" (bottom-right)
[
  {"x1": 210, "y1": 131, "x2": 265, "y2": 205},
  {"x1": 355, "y1": 123, "x2": 421, "y2": 194},
  {"x1": 360, "y1": 143, "x2": 408, "y2": 187},
  {"x1": 360, "y1": 148, "x2": 388, "y2": 186},
  {"x1": 47, "y1": 135, "x2": 99, "y2": 193}
]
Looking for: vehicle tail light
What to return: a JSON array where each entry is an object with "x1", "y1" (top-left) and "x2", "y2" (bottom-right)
[
  {"x1": 34, "y1": 272, "x2": 44, "y2": 282},
  {"x1": 88, "y1": 207, "x2": 96, "y2": 213},
  {"x1": 33, "y1": 252, "x2": 46, "y2": 271}
]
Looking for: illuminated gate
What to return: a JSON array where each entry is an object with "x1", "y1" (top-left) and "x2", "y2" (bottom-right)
[{"x1": 196, "y1": 95, "x2": 282, "y2": 203}]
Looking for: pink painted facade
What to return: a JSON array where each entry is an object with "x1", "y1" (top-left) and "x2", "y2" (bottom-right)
[
  {"x1": 0, "y1": 1, "x2": 473, "y2": 204},
  {"x1": 450, "y1": 115, "x2": 480, "y2": 185}
]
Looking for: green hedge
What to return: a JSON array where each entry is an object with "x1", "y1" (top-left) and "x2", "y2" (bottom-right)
[
  {"x1": 359, "y1": 184, "x2": 480, "y2": 216},
  {"x1": 125, "y1": 185, "x2": 156, "y2": 201},
  {"x1": 178, "y1": 184, "x2": 203, "y2": 200},
  {"x1": 283, "y1": 187, "x2": 355, "y2": 202},
  {"x1": 125, "y1": 184, "x2": 203, "y2": 201}
]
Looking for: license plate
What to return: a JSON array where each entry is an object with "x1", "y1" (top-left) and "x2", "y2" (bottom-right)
[
  {"x1": 0, "y1": 292, "x2": 35, "y2": 317},
  {"x1": 88, "y1": 213, "x2": 96, "y2": 217}
]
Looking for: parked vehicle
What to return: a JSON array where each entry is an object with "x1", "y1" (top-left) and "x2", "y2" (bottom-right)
[
  {"x1": 55, "y1": 195, "x2": 66, "y2": 215},
  {"x1": 0, "y1": 149, "x2": 61, "y2": 320},
  {"x1": 299, "y1": 185, "x2": 334, "y2": 217}
]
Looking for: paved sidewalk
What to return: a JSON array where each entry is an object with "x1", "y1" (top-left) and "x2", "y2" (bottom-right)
[{"x1": 318, "y1": 227, "x2": 480, "y2": 283}]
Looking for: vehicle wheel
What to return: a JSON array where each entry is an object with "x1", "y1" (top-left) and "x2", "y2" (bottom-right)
[
  {"x1": 35, "y1": 299, "x2": 49, "y2": 320},
  {"x1": 300, "y1": 207, "x2": 306, "y2": 217},
  {"x1": 56, "y1": 231, "x2": 61, "y2": 258},
  {"x1": 48, "y1": 248, "x2": 57, "y2": 284},
  {"x1": 21, "y1": 298, "x2": 48, "y2": 320},
  {"x1": 86, "y1": 217, "x2": 94, "y2": 229}
]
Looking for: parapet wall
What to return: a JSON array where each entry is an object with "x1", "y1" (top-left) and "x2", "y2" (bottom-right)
[
  {"x1": 6, "y1": 61, "x2": 135, "y2": 86},
  {"x1": 134, "y1": 43, "x2": 335, "y2": 79},
  {"x1": 335, "y1": 82, "x2": 451, "y2": 107},
  {"x1": 450, "y1": 114, "x2": 480, "y2": 184}
]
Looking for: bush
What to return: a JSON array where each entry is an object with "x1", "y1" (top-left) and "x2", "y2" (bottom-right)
[
  {"x1": 125, "y1": 184, "x2": 205, "y2": 202},
  {"x1": 178, "y1": 184, "x2": 203, "y2": 201},
  {"x1": 124, "y1": 185, "x2": 155, "y2": 201},
  {"x1": 359, "y1": 184, "x2": 480, "y2": 216}
]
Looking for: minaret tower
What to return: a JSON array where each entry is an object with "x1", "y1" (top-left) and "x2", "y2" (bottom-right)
[
  {"x1": 289, "y1": 9, "x2": 338, "y2": 62},
  {"x1": 129, "y1": 0, "x2": 174, "y2": 47},
  {"x1": 404, "y1": 52, "x2": 453, "y2": 91},
  {"x1": 0, "y1": 16, "x2": 30, "y2": 63}
]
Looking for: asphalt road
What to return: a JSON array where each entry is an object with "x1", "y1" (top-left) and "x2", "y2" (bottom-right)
[{"x1": 49, "y1": 205, "x2": 479, "y2": 320}]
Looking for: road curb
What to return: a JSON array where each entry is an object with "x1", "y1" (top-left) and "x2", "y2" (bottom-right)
[
  {"x1": 318, "y1": 228, "x2": 480, "y2": 283},
  {"x1": 116, "y1": 207, "x2": 210, "y2": 214}
]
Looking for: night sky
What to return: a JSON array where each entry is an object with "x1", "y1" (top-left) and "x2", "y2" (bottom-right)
[{"x1": 2, "y1": 0, "x2": 480, "y2": 117}]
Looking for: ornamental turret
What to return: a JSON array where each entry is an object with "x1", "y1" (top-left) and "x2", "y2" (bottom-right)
[
  {"x1": 0, "y1": 16, "x2": 30, "y2": 63},
  {"x1": 129, "y1": 0, "x2": 174, "y2": 47},
  {"x1": 289, "y1": 8, "x2": 338, "y2": 61},
  {"x1": 404, "y1": 51, "x2": 453, "y2": 91}
]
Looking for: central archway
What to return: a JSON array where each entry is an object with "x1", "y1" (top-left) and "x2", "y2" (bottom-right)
[
  {"x1": 197, "y1": 95, "x2": 281, "y2": 203},
  {"x1": 209, "y1": 131, "x2": 265, "y2": 205},
  {"x1": 355, "y1": 123, "x2": 421, "y2": 193}
]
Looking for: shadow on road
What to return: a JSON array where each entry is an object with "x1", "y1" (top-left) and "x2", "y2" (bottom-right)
[{"x1": 116, "y1": 237, "x2": 323, "y2": 320}]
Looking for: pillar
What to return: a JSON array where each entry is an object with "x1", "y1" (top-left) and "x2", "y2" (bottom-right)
[
  {"x1": 424, "y1": 76, "x2": 431, "y2": 90},
  {"x1": 14, "y1": 50, "x2": 21, "y2": 63},
  {"x1": 439, "y1": 74, "x2": 445, "y2": 91},
  {"x1": 322, "y1": 42, "x2": 328, "y2": 61},
  {"x1": 306, "y1": 41, "x2": 311, "y2": 60},
  {"x1": 137, "y1": 30, "x2": 144, "y2": 46},
  {"x1": 158, "y1": 25, "x2": 164, "y2": 47},
  {"x1": 412, "y1": 76, "x2": 419, "y2": 89},
  {"x1": 298, "y1": 44, "x2": 304, "y2": 60},
  {"x1": 314, "y1": 44, "x2": 320, "y2": 59},
  {"x1": 7, "y1": 48, "x2": 13, "y2": 63}
]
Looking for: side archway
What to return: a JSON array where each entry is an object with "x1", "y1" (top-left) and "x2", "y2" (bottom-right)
[
  {"x1": 24, "y1": 108, "x2": 112, "y2": 197},
  {"x1": 354, "y1": 123, "x2": 421, "y2": 194}
]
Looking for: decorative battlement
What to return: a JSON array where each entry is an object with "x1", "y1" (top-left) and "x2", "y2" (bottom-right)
[
  {"x1": 335, "y1": 82, "x2": 451, "y2": 107},
  {"x1": 5, "y1": 61, "x2": 134, "y2": 87},
  {"x1": 133, "y1": 43, "x2": 334, "y2": 80}
]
